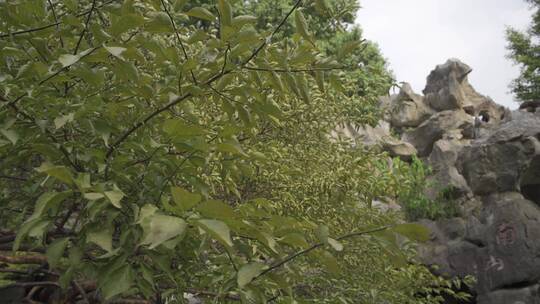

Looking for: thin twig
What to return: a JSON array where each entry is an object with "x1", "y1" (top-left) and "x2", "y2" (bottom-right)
[
  {"x1": 243, "y1": 66, "x2": 347, "y2": 73},
  {"x1": 160, "y1": 0, "x2": 198, "y2": 85},
  {"x1": 6, "y1": 103, "x2": 83, "y2": 171},
  {"x1": 72, "y1": 281, "x2": 90, "y2": 304},
  {"x1": 253, "y1": 225, "x2": 392, "y2": 281},
  {"x1": 0, "y1": 254, "x2": 48, "y2": 265},
  {"x1": 220, "y1": 44, "x2": 230, "y2": 76},
  {"x1": 105, "y1": 0, "x2": 301, "y2": 160},
  {"x1": 47, "y1": 0, "x2": 64, "y2": 47},
  {"x1": 7, "y1": 281, "x2": 60, "y2": 288},
  {"x1": 0, "y1": 175, "x2": 27, "y2": 181},
  {"x1": 0, "y1": 0, "x2": 118, "y2": 39},
  {"x1": 185, "y1": 288, "x2": 241, "y2": 301},
  {"x1": 73, "y1": 0, "x2": 97, "y2": 55},
  {"x1": 226, "y1": 250, "x2": 238, "y2": 272},
  {"x1": 5, "y1": 46, "x2": 100, "y2": 107},
  {"x1": 241, "y1": 0, "x2": 303, "y2": 67}
]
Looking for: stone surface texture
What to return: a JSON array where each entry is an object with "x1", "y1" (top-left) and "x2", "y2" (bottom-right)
[{"x1": 365, "y1": 59, "x2": 540, "y2": 303}]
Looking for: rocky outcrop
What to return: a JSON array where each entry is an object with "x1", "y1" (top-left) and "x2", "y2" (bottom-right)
[
  {"x1": 365, "y1": 59, "x2": 540, "y2": 303},
  {"x1": 330, "y1": 114, "x2": 417, "y2": 161},
  {"x1": 402, "y1": 109, "x2": 473, "y2": 157},
  {"x1": 426, "y1": 139, "x2": 471, "y2": 199},
  {"x1": 390, "y1": 83, "x2": 433, "y2": 128}
]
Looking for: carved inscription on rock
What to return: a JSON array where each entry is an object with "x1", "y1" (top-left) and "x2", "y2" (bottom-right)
[{"x1": 496, "y1": 223, "x2": 516, "y2": 246}]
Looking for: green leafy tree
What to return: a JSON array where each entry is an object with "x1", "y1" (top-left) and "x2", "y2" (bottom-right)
[
  {"x1": 0, "y1": 1, "x2": 470, "y2": 303},
  {"x1": 507, "y1": 0, "x2": 540, "y2": 102}
]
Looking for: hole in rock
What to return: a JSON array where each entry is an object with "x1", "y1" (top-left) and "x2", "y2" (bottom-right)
[
  {"x1": 478, "y1": 111, "x2": 490, "y2": 123},
  {"x1": 520, "y1": 155, "x2": 540, "y2": 205}
]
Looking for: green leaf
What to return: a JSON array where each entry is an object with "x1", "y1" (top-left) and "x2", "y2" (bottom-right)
[
  {"x1": 170, "y1": 186, "x2": 202, "y2": 212},
  {"x1": 316, "y1": 250, "x2": 339, "y2": 274},
  {"x1": 163, "y1": 119, "x2": 206, "y2": 137},
  {"x1": 36, "y1": 163, "x2": 74, "y2": 185},
  {"x1": 110, "y1": 13, "x2": 144, "y2": 36},
  {"x1": 338, "y1": 40, "x2": 361, "y2": 59},
  {"x1": 279, "y1": 232, "x2": 309, "y2": 248},
  {"x1": 54, "y1": 113, "x2": 74, "y2": 129},
  {"x1": 314, "y1": 0, "x2": 329, "y2": 15},
  {"x1": 46, "y1": 237, "x2": 69, "y2": 269},
  {"x1": 197, "y1": 219, "x2": 233, "y2": 247},
  {"x1": 84, "y1": 192, "x2": 105, "y2": 200},
  {"x1": 327, "y1": 238, "x2": 343, "y2": 251},
  {"x1": 114, "y1": 60, "x2": 139, "y2": 82},
  {"x1": 29, "y1": 191, "x2": 72, "y2": 222},
  {"x1": 316, "y1": 225, "x2": 329, "y2": 244},
  {"x1": 237, "y1": 262, "x2": 266, "y2": 288},
  {"x1": 104, "y1": 45, "x2": 127, "y2": 60},
  {"x1": 75, "y1": 173, "x2": 91, "y2": 191},
  {"x1": 1, "y1": 129, "x2": 18, "y2": 144},
  {"x1": 59, "y1": 54, "x2": 79, "y2": 67},
  {"x1": 218, "y1": 0, "x2": 233, "y2": 26},
  {"x1": 145, "y1": 12, "x2": 173, "y2": 33},
  {"x1": 294, "y1": 9, "x2": 313, "y2": 44},
  {"x1": 137, "y1": 204, "x2": 158, "y2": 224},
  {"x1": 173, "y1": 0, "x2": 188, "y2": 11},
  {"x1": 101, "y1": 265, "x2": 134, "y2": 299},
  {"x1": 186, "y1": 7, "x2": 215, "y2": 21},
  {"x1": 232, "y1": 15, "x2": 257, "y2": 28},
  {"x1": 315, "y1": 70, "x2": 325, "y2": 92},
  {"x1": 392, "y1": 223, "x2": 430, "y2": 242},
  {"x1": 196, "y1": 199, "x2": 236, "y2": 220},
  {"x1": 13, "y1": 219, "x2": 48, "y2": 251},
  {"x1": 88, "y1": 228, "x2": 113, "y2": 252},
  {"x1": 216, "y1": 142, "x2": 247, "y2": 156},
  {"x1": 104, "y1": 185, "x2": 125, "y2": 209},
  {"x1": 141, "y1": 214, "x2": 187, "y2": 249}
]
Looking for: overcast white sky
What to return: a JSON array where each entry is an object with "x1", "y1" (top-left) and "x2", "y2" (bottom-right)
[{"x1": 356, "y1": 0, "x2": 533, "y2": 109}]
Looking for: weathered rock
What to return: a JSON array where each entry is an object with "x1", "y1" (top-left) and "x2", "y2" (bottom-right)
[
  {"x1": 423, "y1": 59, "x2": 496, "y2": 113},
  {"x1": 330, "y1": 120, "x2": 391, "y2": 147},
  {"x1": 477, "y1": 285, "x2": 540, "y2": 304},
  {"x1": 475, "y1": 193, "x2": 540, "y2": 295},
  {"x1": 521, "y1": 154, "x2": 540, "y2": 205},
  {"x1": 423, "y1": 59, "x2": 473, "y2": 111},
  {"x1": 381, "y1": 137, "x2": 417, "y2": 161},
  {"x1": 402, "y1": 110, "x2": 473, "y2": 156},
  {"x1": 390, "y1": 83, "x2": 433, "y2": 128},
  {"x1": 331, "y1": 121, "x2": 418, "y2": 161},
  {"x1": 419, "y1": 193, "x2": 540, "y2": 302},
  {"x1": 519, "y1": 100, "x2": 540, "y2": 113},
  {"x1": 457, "y1": 112, "x2": 540, "y2": 196},
  {"x1": 374, "y1": 59, "x2": 540, "y2": 303},
  {"x1": 372, "y1": 197, "x2": 402, "y2": 213},
  {"x1": 427, "y1": 139, "x2": 471, "y2": 198}
]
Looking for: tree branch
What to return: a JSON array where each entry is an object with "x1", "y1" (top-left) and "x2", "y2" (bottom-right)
[
  {"x1": 243, "y1": 66, "x2": 347, "y2": 73},
  {"x1": 47, "y1": 0, "x2": 64, "y2": 47},
  {"x1": 72, "y1": 281, "x2": 90, "y2": 304},
  {"x1": 73, "y1": 0, "x2": 98, "y2": 55},
  {"x1": 241, "y1": 0, "x2": 303, "y2": 67},
  {"x1": 105, "y1": 92, "x2": 193, "y2": 159},
  {"x1": 0, "y1": 254, "x2": 47, "y2": 265},
  {"x1": 160, "y1": 0, "x2": 198, "y2": 85},
  {"x1": 0, "y1": 0, "x2": 118, "y2": 39},
  {"x1": 253, "y1": 225, "x2": 392, "y2": 281},
  {"x1": 105, "y1": 0, "x2": 302, "y2": 161},
  {"x1": 0, "y1": 175, "x2": 27, "y2": 182}
]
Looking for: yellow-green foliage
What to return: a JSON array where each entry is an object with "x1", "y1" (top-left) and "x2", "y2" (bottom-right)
[{"x1": 0, "y1": 1, "x2": 470, "y2": 303}]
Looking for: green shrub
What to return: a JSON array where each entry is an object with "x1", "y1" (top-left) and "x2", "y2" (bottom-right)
[{"x1": 393, "y1": 157, "x2": 461, "y2": 221}]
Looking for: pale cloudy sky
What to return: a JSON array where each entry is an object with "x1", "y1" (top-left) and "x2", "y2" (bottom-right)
[{"x1": 356, "y1": 0, "x2": 533, "y2": 109}]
